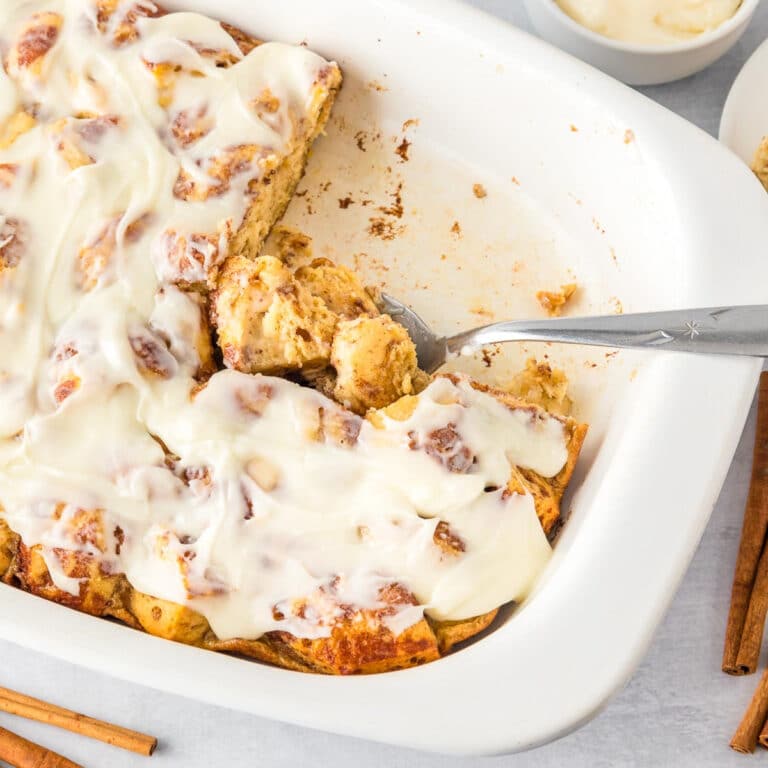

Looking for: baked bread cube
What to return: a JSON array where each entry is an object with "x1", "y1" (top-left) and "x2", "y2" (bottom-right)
[
  {"x1": 212, "y1": 255, "x2": 336, "y2": 374},
  {"x1": 294, "y1": 258, "x2": 379, "y2": 319},
  {"x1": 330, "y1": 315, "x2": 424, "y2": 414}
]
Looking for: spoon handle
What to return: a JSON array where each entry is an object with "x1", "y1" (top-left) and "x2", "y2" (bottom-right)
[{"x1": 446, "y1": 305, "x2": 768, "y2": 357}]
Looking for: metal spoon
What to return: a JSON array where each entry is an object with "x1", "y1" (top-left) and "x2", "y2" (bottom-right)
[{"x1": 379, "y1": 296, "x2": 768, "y2": 374}]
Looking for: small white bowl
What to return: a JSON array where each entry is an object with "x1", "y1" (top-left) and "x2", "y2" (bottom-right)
[{"x1": 523, "y1": 0, "x2": 760, "y2": 85}]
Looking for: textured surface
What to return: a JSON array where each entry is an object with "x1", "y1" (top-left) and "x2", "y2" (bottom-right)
[{"x1": 1, "y1": 2, "x2": 767, "y2": 766}]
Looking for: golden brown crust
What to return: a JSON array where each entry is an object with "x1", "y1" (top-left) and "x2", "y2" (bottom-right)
[
  {"x1": 0, "y1": 518, "x2": 19, "y2": 582},
  {"x1": 429, "y1": 609, "x2": 499, "y2": 655},
  {"x1": 0, "y1": 370, "x2": 586, "y2": 673}
]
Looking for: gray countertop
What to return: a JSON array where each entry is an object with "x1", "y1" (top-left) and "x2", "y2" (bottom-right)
[{"x1": 2, "y1": 4, "x2": 768, "y2": 767}]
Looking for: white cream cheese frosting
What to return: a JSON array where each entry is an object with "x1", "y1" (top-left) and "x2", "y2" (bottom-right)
[
  {"x1": 555, "y1": 0, "x2": 743, "y2": 45},
  {"x1": 0, "y1": 0, "x2": 570, "y2": 640}
]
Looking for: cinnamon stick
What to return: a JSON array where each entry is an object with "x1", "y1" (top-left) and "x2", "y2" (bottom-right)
[
  {"x1": 737, "y1": 538, "x2": 768, "y2": 674},
  {"x1": 759, "y1": 715, "x2": 768, "y2": 749},
  {"x1": 0, "y1": 725, "x2": 82, "y2": 768},
  {"x1": 723, "y1": 372, "x2": 768, "y2": 674},
  {"x1": 0, "y1": 686, "x2": 156, "y2": 757},
  {"x1": 731, "y1": 668, "x2": 768, "y2": 753}
]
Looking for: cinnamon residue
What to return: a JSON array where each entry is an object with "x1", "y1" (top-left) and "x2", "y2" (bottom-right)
[
  {"x1": 450, "y1": 221, "x2": 462, "y2": 237},
  {"x1": 367, "y1": 218, "x2": 403, "y2": 241},
  {"x1": 481, "y1": 349, "x2": 494, "y2": 368},
  {"x1": 395, "y1": 138, "x2": 410, "y2": 162},
  {"x1": 469, "y1": 305, "x2": 494, "y2": 320},
  {"x1": 377, "y1": 181, "x2": 403, "y2": 218},
  {"x1": 472, "y1": 183, "x2": 487, "y2": 199},
  {"x1": 338, "y1": 196, "x2": 353, "y2": 209}
]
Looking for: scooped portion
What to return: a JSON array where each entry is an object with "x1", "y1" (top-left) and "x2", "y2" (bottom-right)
[{"x1": 213, "y1": 252, "x2": 428, "y2": 414}]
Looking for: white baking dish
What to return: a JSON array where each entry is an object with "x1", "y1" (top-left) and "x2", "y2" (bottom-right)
[{"x1": 2, "y1": 0, "x2": 768, "y2": 756}]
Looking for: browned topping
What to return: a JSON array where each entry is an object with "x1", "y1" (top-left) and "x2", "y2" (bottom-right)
[
  {"x1": 113, "y1": 525, "x2": 125, "y2": 555},
  {"x1": 450, "y1": 221, "x2": 462, "y2": 237},
  {"x1": 77, "y1": 114, "x2": 119, "y2": 143},
  {"x1": 95, "y1": 0, "x2": 162, "y2": 46},
  {"x1": 318, "y1": 407, "x2": 361, "y2": 448},
  {"x1": 170, "y1": 105, "x2": 212, "y2": 147},
  {"x1": 242, "y1": 486, "x2": 255, "y2": 520},
  {"x1": 182, "y1": 465, "x2": 211, "y2": 489},
  {"x1": 409, "y1": 423, "x2": 474, "y2": 474},
  {"x1": 221, "y1": 21, "x2": 261, "y2": 56},
  {"x1": 173, "y1": 144, "x2": 262, "y2": 201},
  {"x1": 54, "y1": 342, "x2": 78, "y2": 362},
  {"x1": 433, "y1": 520, "x2": 465, "y2": 555},
  {"x1": 0, "y1": 217, "x2": 25, "y2": 270},
  {"x1": 253, "y1": 87, "x2": 280, "y2": 114},
  {"x1": 9, "y1": 13, "x2": 62, "y2": 70},
  {"x1": 53, "y1": 376, "x2": 80, "y2": 404},
  {"x1": 71, "y1": 508, "x2": 106, "y2": 552},
  {"x1": 338, "y1": 196, "x2": 353, "y2": 209},
  {"x1": 472, "y1": 183, "x2": 487, "y2": 199},
  {"x1": 395, "y1": 138, "x2": 410, "y2": 162},
  {"x1": 0, "y1": 164, "x2": 19, "y2": 189},
  {"x1": 151, "y1": 605, "x2": 162, "y2": 621},
  {"x1": 378, "y1": 582, "x2": 418, "y2": 608},
  {"x1": 130, "y1": 332, "x2": 175, "y2": 378},
  {"x1": 236, "y1": 383, "x2": 273, "y2": 417}
]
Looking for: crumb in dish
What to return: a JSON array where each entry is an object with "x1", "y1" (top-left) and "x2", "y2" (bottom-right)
[
  {"x1": 536, "y1": 283, "x2": 578, "y2": 316},
  {"x1": 508, "y1": 358, "x2": 573, "y2": 418}
]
